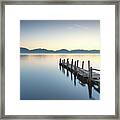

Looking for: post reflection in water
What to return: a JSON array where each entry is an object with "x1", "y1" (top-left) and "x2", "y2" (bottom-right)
[
  {"x1": 74, "y1": 74, "x2": 77, "y2": 86},
  {"x1": 87, "y1": 79, "x2": 92, "y2": 99},
  {"x1": 71, "y1": 72, "x2": 73, "y2": 81},
  {"x1": 67, "y1": 70, "x2": 69, "y2": 77},
  {"x1": 59, "y1": 64, "x2": 62, "y2": 71},
  {"x1": 62, "y1": 67, "x2": 65, "y2": 74}
]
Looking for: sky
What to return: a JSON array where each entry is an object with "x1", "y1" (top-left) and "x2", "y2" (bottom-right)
[{"x1": 20, "y1": 20, "x2": 100, "y2": 50}]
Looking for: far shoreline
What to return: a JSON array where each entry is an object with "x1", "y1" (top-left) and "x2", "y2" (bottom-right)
[{"x1": 20, "y1": 53, "x2": 100, "y2": 55}]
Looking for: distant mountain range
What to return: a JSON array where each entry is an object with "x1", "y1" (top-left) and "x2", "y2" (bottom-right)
[{"x1": 20, "y1": 47, "x2": 100, "y2": 53}]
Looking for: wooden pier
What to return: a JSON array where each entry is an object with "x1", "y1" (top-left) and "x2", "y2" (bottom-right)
[{"x1": 59, "y1": 58, "x2": 100, "y2": 98}]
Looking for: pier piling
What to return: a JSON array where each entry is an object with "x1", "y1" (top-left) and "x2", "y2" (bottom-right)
[
  {"x1": 64, "y1": 59, "x2": 65, "y2": 64},
  {"x1": 90, "y1": 67, "x2": 92, "y2": 79},
  {"x1": 71, "y1": 59, "x2": 73, "y2": 69},
  {"x1": 67, "y1": 58, "x2": 69, "y2": 67},
  {"x1": 77, "y1": 60, "x2": 79, "y2": 67},
  {"x1": 74, "y1": 61, "x2": 76, "y2": 70},
  {"x1": 82, "y1": 61, "x2": 84, "y2": 69},
  {"x1": 88, "y1": 60, "x2": 90, "y2": 70},
  {"x1": 59, "y1": 58, "x2": 61, "y2": 64}
]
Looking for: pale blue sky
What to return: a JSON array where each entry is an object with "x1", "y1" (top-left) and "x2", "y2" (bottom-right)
[{"x1": 20, "y1": 20, "x2": 100, "y2": 50}]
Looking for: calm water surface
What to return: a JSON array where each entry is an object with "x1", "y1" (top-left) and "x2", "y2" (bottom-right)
[{"x1": 20, "y1": 54, "x2": 100, "y2": 100}]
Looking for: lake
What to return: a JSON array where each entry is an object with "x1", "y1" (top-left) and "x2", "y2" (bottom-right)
[{"x1": 20, "y1": 54, "x2": 100, "y2": 100}]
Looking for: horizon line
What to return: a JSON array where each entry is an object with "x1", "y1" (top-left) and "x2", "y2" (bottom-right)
[{"x1": 20, "y1": 47, "x2": 100, "y2": 51}]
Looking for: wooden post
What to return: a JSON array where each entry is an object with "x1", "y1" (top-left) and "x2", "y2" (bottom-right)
[
  {"x1": 88, "y1": 60, "x2": 90, "y2": 70},
  {"x1": 59, "y1": 58, "x2": 61, "y2": 64},
  {"x1": 67, "y1": 58, "x2": 69, "y2": 67},
  {"x1": 90, "y1": 67, "x2": 92, "y2": 79},
  {"x1": 71, "y1": 59, "x2": 73, "y2": 69},
  {"x1": 74, "y1": 61, "x2": 76, "y2": 70},
  {"x1": 88, "y1": 67, "x2": 93, "y2": 99},
  {"x1": 67, "y1": 58, "x2": 68, "y2": 63},
  {"x1": 89, "y1": 67, "x2": 92, "y2": 79},
  {"x1": 77, "y1": 60, "x2": 79, "y2": 67},
  {"x1": 63, "y1": 59, "x2": 65, "y2": 64},
  {"x1": 82, "y1": 61, "x2": 84, "y2": 69}
]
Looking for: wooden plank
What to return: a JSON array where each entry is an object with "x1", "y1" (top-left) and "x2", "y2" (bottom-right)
[{"x1": 92, "y1": 68, "x2": 100, "y2": 71}]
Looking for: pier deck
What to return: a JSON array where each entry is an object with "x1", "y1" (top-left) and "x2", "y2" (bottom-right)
[{"x1": 59, "y1": 58, "x2": 100, "y2": 84}]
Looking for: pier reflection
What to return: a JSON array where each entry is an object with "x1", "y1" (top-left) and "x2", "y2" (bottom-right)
[
  {"x1": 74, "y1": 74, "x2": 77, "y2": 86},
  {"x1": 71, "y1": 72, "x2": 73, "y2": 81},
  {"x1": 67, "y1": 70, "x2": 69, "y2": 77},
  {"x1": 59, "y1": 64, "x2": 62, "y2": 71},
  {"x1": 62, "y1": 67, "x2": 65, "y2": 75}
]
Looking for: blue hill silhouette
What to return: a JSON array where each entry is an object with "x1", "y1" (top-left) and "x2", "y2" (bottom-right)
[{"x1": 20, "y1": 47, "x2": 100, "y2": 53}]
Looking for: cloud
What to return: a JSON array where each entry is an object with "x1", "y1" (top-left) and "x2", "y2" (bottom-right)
[
  {"x1": 74, "y1": 24, "x2": 81, "y2": 28},
  {"x1": 68, "y1": 26, "x2": 74, "y2": 30},
  {"x1": 74, "y1": 24, "x2": 89, "y2": 30},
  {"x1": 67, "y1": 24, "x2": 89, "y2": 30}
]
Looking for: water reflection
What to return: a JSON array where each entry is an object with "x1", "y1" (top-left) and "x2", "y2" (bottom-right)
[
  {"x1": 74, "y1": 74, "x2": 77, "y2": 86},
  {"x1": 59, "y1": 65, "x2": 62, "y2": 71},
  {"x1": 67, "y1": 70, "x2": 69, "y2": 77},
  {"x1": 71, "y1": 72, "x2": 73, "y2": 81},
  {"x1": 21, "y1": 54, "x2": 100, "y2": 100},
  {"x1": 87, "y1": 80, "x2": 92, "y2": 99},
  {"x1": 62, "y1": 67, "x2": 65, "y2": 74}
]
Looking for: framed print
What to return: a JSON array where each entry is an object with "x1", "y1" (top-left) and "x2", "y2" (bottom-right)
[{"x1": 0, "y1": 0, "x2": 119, "y2": 119}]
